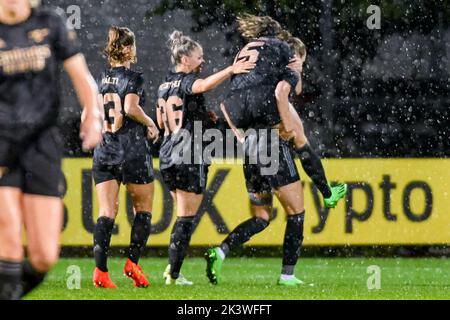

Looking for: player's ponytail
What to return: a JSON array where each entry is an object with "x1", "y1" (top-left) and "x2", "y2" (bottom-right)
[
  {"x1": 167, "y1": 30, "x2": 201, "y2": 65},
  {"x1": 237, "y1": 14, "x2": 283, "y2": 40},
  {"x1": 104, "y1": 26, "x2": 136, "y2": 66}
]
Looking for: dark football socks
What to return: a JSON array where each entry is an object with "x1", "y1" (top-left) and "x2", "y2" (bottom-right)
[
  {"x1": 128, "y1": 212, "x2": 152, "y2": 264},
  {"x1": 282, "y1": 213, "x2": 305, "y2": 275},
  {"x1": 168, "y1": 216, "x2": 195, "y2": 279},
  {"x1": 0, "y1": 260, "x2": 22, "y2": 300},
  {"x1": 93, "y1": 216, "x2": 115, "y2": 272},
  {"x1": 295, "y1": 144, "x2": 332, "y2": 199},
  {"x1": 21, "y1": 260, "x2": 47, "y2": 297},
  {"x1": 220, "y1": 217, "x2": 270, "y2": 257}
]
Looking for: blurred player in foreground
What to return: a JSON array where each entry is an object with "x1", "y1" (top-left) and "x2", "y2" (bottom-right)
[{"x1": 0, "y1": 0, "x2": 102, "y2": 299}]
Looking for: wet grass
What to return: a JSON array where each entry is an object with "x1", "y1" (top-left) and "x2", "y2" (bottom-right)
[{"x1": 25, "y1": 257, "x2": 450, "y2": 300}]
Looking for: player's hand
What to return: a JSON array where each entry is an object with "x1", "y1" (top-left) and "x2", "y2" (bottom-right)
[
  {"x1": 147, "y1": 124, "x2": 159, "y2": 143},
  {"x1": 232, "y1": 58, "x2": 256, "y2": 74},
  {"x1": 288, "y1": 57, "x2": 303, "y2": 74},
  {"x1": 207, "y1": 111, "x2": 219, "y2": 124},
  {"x1": 277, "y1": 122, "x2": 296, "y2": 142},
  {"x1": 80, "y1": 109, "x2": 102, "y2": 151}
]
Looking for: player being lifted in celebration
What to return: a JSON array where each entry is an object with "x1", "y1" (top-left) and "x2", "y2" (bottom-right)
[
  {"x1": 274, "y1": 31, "x2": 347, "y2": 208},
  {"x1": 91, "y1": 27, "x2": 159, "y2": 289},
  {"x1": 0, "y1": 0, "x2": 102, "y2": 300},
  {"x1": 156, "y1": 30, "x2": 255, "y2": 285},
  {"x1": 206, "y1": 15, "x2": 346, "y2": 286}
]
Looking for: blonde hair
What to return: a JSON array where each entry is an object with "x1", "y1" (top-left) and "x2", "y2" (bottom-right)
[
  {"x1": 29, "y1": 0, "x2": 41, "y2": 8},
  {"x1": 278, "y1": 30, "x2": 307, "y2": 58},
  {"x1": 288, "y1": 37, "x2": 307, "y2": 58},
  {"x1": 237, "y1": 14, "x2": 283, "y2": 40},
  {"x1": 104, "y1": 26, "x2": 136, "y2": 65},
  {"x1": 167, "y1": 30, "x2": 201, "y2": 65}
]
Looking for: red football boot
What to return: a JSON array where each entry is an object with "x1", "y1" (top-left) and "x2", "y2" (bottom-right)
[
  {"x1": 93, "y1": 268, "x2": 117, "y2": 289},
  {"x1": 124, "y1": 259, "x2": 150, "y2": 288}
]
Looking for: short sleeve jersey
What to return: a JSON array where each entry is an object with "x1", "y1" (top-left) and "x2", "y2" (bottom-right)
[
  {"x1": 157, "y1": 70, "x2": 209, "y2": 169},
  {"x1": 0, "y1": 7, "x2": 80, "y2": 140},
  {"x1": 94, "y1": 67, "x2": 150, "y2": 166},
  {"x1": 230, "y1": 37, "x2": 299, "y2": 91}
]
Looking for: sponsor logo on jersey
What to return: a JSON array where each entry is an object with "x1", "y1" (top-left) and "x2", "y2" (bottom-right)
[
  {"x1": 0, "y1": 45, "x2": 51, "y2": 74},
  {"x1": 28, "y1": 28, "x2": 50, "y2": 43}
]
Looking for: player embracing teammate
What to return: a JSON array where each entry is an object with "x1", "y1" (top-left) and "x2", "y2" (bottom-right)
[
  {"x1": 205, "y1": 14, "x2": 347, "y2": 286},
  {"x1": 0, "y1": 1, "x2": 347, "y2": 297},
  {"x1": 156, "y1": 31, "x2": 255, "y2": 285}
]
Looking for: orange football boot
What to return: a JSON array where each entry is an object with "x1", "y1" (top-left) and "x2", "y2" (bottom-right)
[
  {"x1": 93, "y1": 268, "x2": 117, "y2": 289},
  {"x1": 124, "y1": 259, "x2": 150, "y2": 288}
]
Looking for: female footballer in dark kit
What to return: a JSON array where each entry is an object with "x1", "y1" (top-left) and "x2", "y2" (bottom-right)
[
  {"x1": 206, "y1": 15, "x2": 347, "y2": 286},
  {"x1": 91, "y1": 27, "x2": 159, "y2": 289},
  {"x1": 0, "y1": 0, "x2": 102, "y2": 300},
  {"x1": 275, "y1": 32, "x2": 347, "y2": 209},
  {"x1": 156, "y1": 30, "x2": 255, "y2": 285}
]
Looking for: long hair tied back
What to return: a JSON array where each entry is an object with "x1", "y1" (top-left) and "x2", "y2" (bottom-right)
[
  {"x1": 167, "y1": 30, "x2": 201, "y2": 65},
  {"x1": 237, "y1": 14, "x2": 283, "y2": 40},
  {"x1": 104, "y1": 26, "x2": 136, "y2": 65}
]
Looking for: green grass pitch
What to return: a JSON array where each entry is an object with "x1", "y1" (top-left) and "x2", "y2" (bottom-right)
[{"x1": 25, "y1": 257, "x2": 450, "y2": 300}]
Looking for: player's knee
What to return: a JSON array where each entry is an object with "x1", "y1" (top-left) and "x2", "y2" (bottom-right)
[
  {"x1": 275, "y1": 81, "x2": 291, "y2": 101},
  {"x1": 132, "y1": 196, "x2": 153, "y2": 213},
  {"x1": 134, "y1": 204, "x2": 152, "y2": 214},
  {"x1": 98, "y1": 208, "x2": 118, "y2": 219},
  {"x1": 255, "y1": 214, "x2": 270, "y2": 226},
  {"x1": 251, "y1": 207, "x2": 272, "y2": 223},
  {"x1": 29, "y1": 250, "x2": 59, "y2": 273}
]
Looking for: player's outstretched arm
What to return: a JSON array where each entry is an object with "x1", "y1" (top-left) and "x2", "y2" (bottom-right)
[
  {"x1": 64, "y1": 54, "x2": 103, "y2": 151},
  {"x1": 191, "y1": 58, "x2": 256, "y2": 94}
]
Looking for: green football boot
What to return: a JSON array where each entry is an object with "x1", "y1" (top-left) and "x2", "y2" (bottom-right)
[
  {"x1": 205, "y1": 248, "x2": 223, "y2": 285},
  {"x1": 324, "y1": 183, "x2": 348, "y2": 208}
]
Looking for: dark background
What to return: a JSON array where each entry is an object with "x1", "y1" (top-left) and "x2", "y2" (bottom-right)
[{"x1": 45, "y1": 0, "x2": 450, "y2": 158}]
